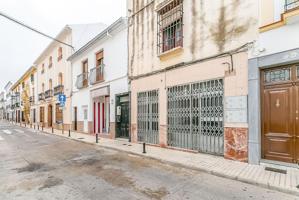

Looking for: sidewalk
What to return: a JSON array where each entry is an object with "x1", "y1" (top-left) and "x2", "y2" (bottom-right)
[{"x1": 21, "y1": 123, "x2": 299, "y2": 196}]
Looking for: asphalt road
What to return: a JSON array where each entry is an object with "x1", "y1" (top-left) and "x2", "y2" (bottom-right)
[{"x1": 0, "y1": 121, "x2": 298, "y2": 200}]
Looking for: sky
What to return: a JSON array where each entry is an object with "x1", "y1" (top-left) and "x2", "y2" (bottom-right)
[{"x1": 0, "y1": 0, "x2": 126, "y2": 90}]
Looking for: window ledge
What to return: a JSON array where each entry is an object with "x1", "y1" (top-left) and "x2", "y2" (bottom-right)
[
  {"x1": 259, "y1": 7, "x2": 299, "y2": 32},
  {"x1": 158, "y1": 46, "x2": 183, "y2": 61}
]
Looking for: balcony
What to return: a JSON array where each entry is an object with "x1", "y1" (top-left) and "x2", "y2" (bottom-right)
[
  {"x1": 30, "y1": 96, "x2": 35, "y2": 105},
  {"x1": 285, "y1": 0, "x2": 299, "y2": 11},
  {"x1": 38, "y1": 93, "x2": 45, "y2": 101},
  {"x1": 54, "y1": 85, "x2": 64, "y2": 96},
  {"x1": 76, "y1": 73, "x2": 89, "y2": 89},
  {"x1": 45, "y1": 89, "x2": 53, "y2": 99},
  {"x1": 90, "y1": 65, "x2": 105, "y2": 85}
]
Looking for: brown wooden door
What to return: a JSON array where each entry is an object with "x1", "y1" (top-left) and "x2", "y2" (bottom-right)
[
  {"x1": 262, "y1": 65, "x2": 299, "y2": 164},
  {"x1": 295, "y1": 74, "x2": 299, "y2": 164},
  {"x1": 48, "y1": 105, "x2": 52, "y2": 127}
]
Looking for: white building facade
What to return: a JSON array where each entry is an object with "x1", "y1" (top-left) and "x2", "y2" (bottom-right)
[
  {"x1": 248, "y1": 0, "x2": 299, "y2": 165},
  {"x1": 69, "y1": 18, "x2": 129, "y2": 139}
]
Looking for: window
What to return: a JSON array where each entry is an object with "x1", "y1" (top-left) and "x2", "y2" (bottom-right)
[
  {"x1": 41, "y1": 64, "x2": 45, "y2": 74},
  {"x1": 96, "y1": 51, "x2": 104, "y2": 66},
  {"x1": 84, "y1": 109, "x2": 88, "y2": 120},
  {"x1": 49, "y1": 79, "x2": 52, "y2": 90},
  {"x1": 157, "y1": 0, "x2": 183, "y2": 54},
  {"x1": 22, "y1": 82, "x2": 25, "y2": 89},
  {"x1": 264, "y1": 67, "x2": 291, "y2": 83},
  {"x1": 58, "y1": 73, "x2": 63, "y2": 85},
  {"x1": 58, "y1": 47, "x2": 63, "y2": 61},
  {"x1": 49, "y1": 56, "x2": 53, "y2": 68},
  {"x1": 82, "y1": 60, "x2": 89, "y2": 87},
  {"x1": 55, "y1": 103, "x2": 63, "y2": 123},
  {"x1": 30, "y1": 74, "x2": 34, "y2": 83}
]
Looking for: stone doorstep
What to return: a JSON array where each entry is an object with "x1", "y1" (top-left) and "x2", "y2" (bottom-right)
[{"x1": 18, "y1": 123, "x2": 299, "y2": 196}]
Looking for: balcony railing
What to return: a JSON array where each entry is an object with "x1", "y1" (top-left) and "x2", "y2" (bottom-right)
[
  {"x1": 285, "y1": 0, "x2": 299, "y2": 11},
  {"x1": 45, "y1": 89, "x2": 53, "y2": 99},
  {"x1": 38, "y1": 93, "x2": 45, "y2": 101},
  {"x1": 90, "y1": 65, "x2": 105, "y2": 85},
  {"x1": 30, "y1": 96, "x2": 35, "y2": 105},
  {"x1": 76, "y1": 73, "x2": 89, "y2": 89},
  {"x1": 54, "y1": 85, "x2": 64, "y2": 96}
]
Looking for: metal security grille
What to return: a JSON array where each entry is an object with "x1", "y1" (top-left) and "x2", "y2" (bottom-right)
[
  {"x1": 137, "y1": 90, "x2": 159, "y2": 144},
  {"x1": 167, "y1": 79, "x2": 224, "y2": 155}
]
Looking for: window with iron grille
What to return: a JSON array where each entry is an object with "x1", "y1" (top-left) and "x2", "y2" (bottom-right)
[{"x1": 157, "y1": 0, "x2": 183, "y2": 54}]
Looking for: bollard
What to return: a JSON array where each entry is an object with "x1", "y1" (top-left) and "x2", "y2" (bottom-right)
[
  {"x1": 42, "y1": 125, "x2": 43, "y2": 131},
  {"x1": 143, "y1": 142, "x2": 146, "y2": 154},
  {"x1": 38, "y1": 125, "x2": 39, "y2": 130},
  {"x1": 34, "y1": 125, "x2": 36, "y2": 130},
  {"x1": 96, "y1": 133, "x2": 99, "y2": 143},
  {"x1": 52, "y1": 127, "x2": 54, "y2": 133},
  {"x1": 68, "y1": 130, "x2": 71, "y2": 137},
  {"x1": 25, "y1": 123, "x2": 26, "y2": 128}
]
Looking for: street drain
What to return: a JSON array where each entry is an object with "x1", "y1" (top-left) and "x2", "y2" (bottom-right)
[
  {"x1": 77, "y1": 138, "x2": 84, "y2": 140},
  {"x1": 265, "y1": 167, "x2": 287, "y2": 174}
]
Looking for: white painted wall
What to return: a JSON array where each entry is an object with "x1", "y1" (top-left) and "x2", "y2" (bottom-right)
[
  {"x1": 71, "y1": 20, "x2": 128, "y2": 126},
  {"x1": 254, "y1": 2, "x2": 299, "y2": 58}
]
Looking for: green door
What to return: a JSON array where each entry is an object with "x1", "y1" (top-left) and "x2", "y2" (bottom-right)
[
  {"x1": 116, "y1": 94, "x2": 130, "y2": 139},
  {"x1": 118, "y1": 101, "x2": 129, "y2": 138}
]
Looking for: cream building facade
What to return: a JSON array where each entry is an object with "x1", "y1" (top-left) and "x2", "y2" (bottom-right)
[
  {"x1": 128, "y1": 0, "x2": 259, "y2": 162},
  {"x1": 34, "y1": 24, "x2": 106, "y2": 130},
  {"x1": 10, "y1": 66, "x2": 37, "y2": 124}
]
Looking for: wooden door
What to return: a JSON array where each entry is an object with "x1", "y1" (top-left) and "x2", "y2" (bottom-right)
[
  {"x1": 74, "y1": 107, "x2": 77, "y2": 131},
  {"x1": 48, "y1": 105, "x2": 52, "y2": 127},
  {"x1": 262, "y1": 65, "x2": 299, "y2": 163},
  {"x1": 295, "y1": 66, "x2": 299, "y2": 164}
]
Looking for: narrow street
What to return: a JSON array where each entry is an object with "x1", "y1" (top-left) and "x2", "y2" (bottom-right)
[{"x1": 0, "y1": 122, "x2": 297, "y2": 200}]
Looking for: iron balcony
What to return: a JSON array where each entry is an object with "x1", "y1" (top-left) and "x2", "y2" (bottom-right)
[
  {"x1": 76, "y1": 72, "x2": 89, "y2": 89},
  {"x1": 38, "y1": 93, "x2": 45, "y2": 101},
  {"x1": 54, "y1": 85, "x2": 64, "y2": 96},
  {"x1": 90, "y1": 64, "x2": 105, "y2": 85},
  {"x1": 285, "y1": 0, "x2": 299, "y2": 11},
  {"x1": 30, "y1": 96, "x2": 35, "y2": 105},
  {"x1": 45, "y1": 89, "x2": 53, "y2": 99}
]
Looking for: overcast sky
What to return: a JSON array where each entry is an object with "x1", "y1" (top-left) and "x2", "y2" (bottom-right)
[{"x1": 0, "y1": 0, "x2": 126, "y2": 90}]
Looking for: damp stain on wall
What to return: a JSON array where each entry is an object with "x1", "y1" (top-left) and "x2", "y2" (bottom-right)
[{"x1": 208, "y1": 0, "x2": 254, "y2": 53}]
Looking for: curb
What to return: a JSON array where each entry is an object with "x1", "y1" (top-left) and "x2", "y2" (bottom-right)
[{"x1": 15, "y1": 123, "x2": 299, "y2": 196}]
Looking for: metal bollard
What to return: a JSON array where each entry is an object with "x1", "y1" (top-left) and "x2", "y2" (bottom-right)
[
  {"x1": 25, "y1": 123, "x2": 26, "y2": 128},
  {"x1": 52, "y1": 127, "x2": 54, "y2": 133},
  {"x1": 42, "y1": 125, "x2": 43, "y2": 131},
  {"x1": 38, "y1": 125, "x2": 39, "y2": 130},
  {"x1": 143, "y1": 142, "x2": 146, "y2": 154},
  {"x1": 34, "y1": 125, "x2": 35, "y2": 130},
  {"x1": 68, "y1": 130, "x2": 71, "y2": 137},
  {"x1": 96, "y1": 133, "x2": 99, "y2": 143}
]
